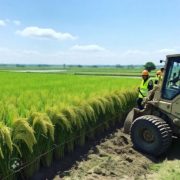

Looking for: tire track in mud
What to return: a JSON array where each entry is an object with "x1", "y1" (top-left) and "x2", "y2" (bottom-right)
[
  {"x1": 32, "y1": 124, "x2": 179, "y2": 180},
  {"x1": 54, "y1": 130, "x2": 153, "y2": 180}
]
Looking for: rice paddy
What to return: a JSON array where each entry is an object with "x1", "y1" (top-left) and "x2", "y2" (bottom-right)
[{"x1": 0, "y1": 71, "x2": 139, "y2": 179}]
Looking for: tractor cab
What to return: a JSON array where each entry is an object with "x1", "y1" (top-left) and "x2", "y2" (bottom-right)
[
  {"x1": 162, "y1": 56, "x2": 180, "y2": 99},
  {"x1": 154, "y1": 55, "x2": 180, "y2": 119}
]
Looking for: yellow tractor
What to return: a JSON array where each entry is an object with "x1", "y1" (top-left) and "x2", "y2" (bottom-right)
[{"x1": 124, "y1": 54, "x2": 180, "y2": 156}]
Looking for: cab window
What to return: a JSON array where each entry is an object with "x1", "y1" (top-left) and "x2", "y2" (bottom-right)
[{"x1": 162, "y1": 58, "x2": 180, "y2": 100}]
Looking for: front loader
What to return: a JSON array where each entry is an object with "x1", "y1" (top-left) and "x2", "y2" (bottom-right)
[{"x1": 124, "y1": 54, "x2": 180, "y2": 156}]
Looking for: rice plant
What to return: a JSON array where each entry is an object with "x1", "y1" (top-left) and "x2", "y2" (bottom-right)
[
  {"x1": 0, "y1": 71, "x2": 139, "y2": 179},
  {"x1": 0, "y1": 122, "x2": 13, "y2": 179}
]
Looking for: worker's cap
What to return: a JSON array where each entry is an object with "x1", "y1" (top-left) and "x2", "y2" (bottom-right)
[{"x1": 142, "y1": 70, "x2": 149, "y2": 76}]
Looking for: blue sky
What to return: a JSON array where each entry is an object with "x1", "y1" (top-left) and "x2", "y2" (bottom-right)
[{"x1": 0, "y1": 0, "x2": 180, "y2": 65}]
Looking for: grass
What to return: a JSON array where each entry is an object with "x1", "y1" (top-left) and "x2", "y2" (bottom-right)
[{"x1": 150, "y1": 160, "x2": 180, "y2": 180}]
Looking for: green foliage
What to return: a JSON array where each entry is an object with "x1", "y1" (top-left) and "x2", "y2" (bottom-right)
[
  {"x1": 150, "y1": 160, "x2": 180, "y2": 180},
  {"x1": 144, "y1": 62, "x2": 156, "y2": 72}
]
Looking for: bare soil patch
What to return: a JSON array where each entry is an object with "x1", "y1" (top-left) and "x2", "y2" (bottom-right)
[
  {"x1": 31, "y1": 124, "x2": 179, "y2": 180},
  {"x1": 53, "y1": 130, "x2": 152, "y2": 180}
]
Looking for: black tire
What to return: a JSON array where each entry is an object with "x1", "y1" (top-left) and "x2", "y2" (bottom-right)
[{"x1": 130, "y1": 115, "x2": 172, "y2": 156}]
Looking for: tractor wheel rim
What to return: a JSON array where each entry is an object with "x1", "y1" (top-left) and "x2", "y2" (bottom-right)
[{"x1": 142, "y1": 129, "x2": 155, "y2": 143}]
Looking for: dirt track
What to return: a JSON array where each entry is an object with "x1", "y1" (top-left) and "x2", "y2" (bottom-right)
[
  {"x1": 32, "y1": 125, "x2": 180, "y2": 180},
  {"x1": 54, "y1": 130, "x2": 152, "y2": 180}
]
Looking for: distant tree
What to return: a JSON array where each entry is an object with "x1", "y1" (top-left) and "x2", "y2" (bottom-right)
[
  {"x1": 63, "y1": 64, "x2": 66, "y2": 69},
  {"x1": 127, "y1": 65, "x2": 134, "y2": 69},
  {"x1": 116, "y1": 64, "x2": 122, "y2": 68},
  {"x1": 16, "y1": 64, "x2": 25, "y2": 67},
  {"x1": 144, "y1": 62, "x2": 156, "y2": 72},
  {"x1": 92, "y1": 65, "x2": 98, "y2": 68},
  {"x1": 77, "y1": 65, "x2": 82, "y2": 68}
]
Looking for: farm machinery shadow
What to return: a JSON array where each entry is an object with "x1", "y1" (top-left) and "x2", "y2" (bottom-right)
[
  {"x1": 166, "y1": 137, "x2": 180, "y2": 160},
  {"x1": 138, "y1": 137, "x2": 180, "y2": 164}
]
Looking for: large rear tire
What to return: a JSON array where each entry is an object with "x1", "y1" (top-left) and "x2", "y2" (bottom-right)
[{"x1": 130, "y1": 115, "x2": 172, "y2": 156}]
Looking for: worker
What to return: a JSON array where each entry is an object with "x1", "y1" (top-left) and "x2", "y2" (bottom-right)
[
  {"x1": 154, "y1": 70, "x2": 161, "y2": 84},
  {"x1": 170, "y1": 70, "x2": 180, "y2": 86},
  {"x1": 160, "y1": 67, "x2": 165, "y2": 81},
  {"x1": 137, "y1": 70, "x2": 154, "y2": 110}
]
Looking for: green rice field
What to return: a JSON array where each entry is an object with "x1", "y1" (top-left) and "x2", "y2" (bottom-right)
[
  {"x1": 0, "y1": 71, "x2": 139, "y2": 179},
  {"x1": 0, "y1": 72, "x2": 139, "y2": 123}
]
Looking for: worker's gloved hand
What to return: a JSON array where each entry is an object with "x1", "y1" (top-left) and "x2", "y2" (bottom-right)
[{"x1": 142, "y1": 97, "x2": 149, "y2": 106}]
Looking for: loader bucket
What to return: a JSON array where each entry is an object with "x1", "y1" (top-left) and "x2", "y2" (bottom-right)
[
  {"x1": 123, "y1": 109, "x2": 135, "y2": 134},
  {"x1": 123, "y1": 107, "x2": 143, "y2": 134},
  {"x1": 123, "y1": 105, "x2": 152, "y2": 134}
]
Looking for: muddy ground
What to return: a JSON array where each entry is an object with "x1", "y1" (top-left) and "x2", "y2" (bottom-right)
[
  {"x1": 56, "y1": 131, "x2": 152, "y2": 180},
  {"x1": 31, "y1": 124, "x2": 180, "y2": 180}
]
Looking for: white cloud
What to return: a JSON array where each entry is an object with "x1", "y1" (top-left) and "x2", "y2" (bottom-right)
[
  {"x1": 13, "y1": 20, "x2": 21, "y2": 26},
  {"x1": 0, "y1": 19, "x2": 21, "y2": 27},
  {"x1": 5, "y1": 19, "x2": 10, "y2": 23},
  {"x1": 71, "y1": 44, "x2": 105, "y2": 52},
  {"x1": 0, "y1": 20, "x2": 6, "y2": 27},
  {"x1": 157, "y1": 48, "x2": 177, "y2": 54},
  {"x1": 16, "y1": 26, "x2": 77, "y2": 40}
]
